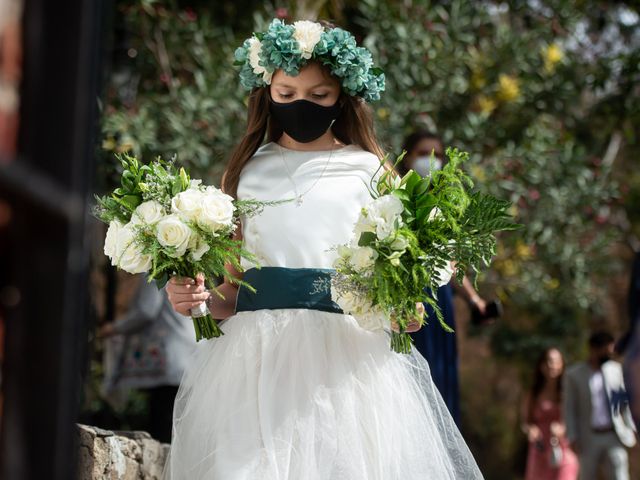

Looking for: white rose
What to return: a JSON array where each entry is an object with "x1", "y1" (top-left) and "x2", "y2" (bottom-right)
[
  {"x1": 292, "y1": 20, "x2": 324, "y2": 59},
  {"x1": 188, "y1": 234, "x2": 210, "y2": 261},
  {"x1": 104, "y1": 220, "x2": 123, "y2": 263},
  {"x1": 349, "y1": 246, "x2": 378, "y2": 272},
  {"x1": 114, "y1": 224, "x2": 152, "y2": 273},
  {"x1": 189, "y1": 179, "x2": 203, "y2": 189},
  {"x1": 248, "y1": 37, "x2": 273, "y2": 84},
  {"x1": 198, "y1": 190, "x2": 235, "y2": 232},
  {"x1": 156, "y1": 214, "x2": 192, "y2": 257},
  {"x1": 171, "y1": 189, "x2": 203, "y2": 222},
  {"x1": 131, "y1": 200, "x2": 165, "y2": 225}
]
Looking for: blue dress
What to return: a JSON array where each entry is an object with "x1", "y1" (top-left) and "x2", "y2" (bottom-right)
[{"x1": 410, "y1": 283, "x2": 460, "y2": 424}]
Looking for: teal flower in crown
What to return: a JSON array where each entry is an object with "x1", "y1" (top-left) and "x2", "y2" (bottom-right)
[
  {"x1": 260, "y1": 19, "x2": 302, "y2": 76},
  {"x1": 234, "y1": 19, "x2": 385, "y2": 102}
]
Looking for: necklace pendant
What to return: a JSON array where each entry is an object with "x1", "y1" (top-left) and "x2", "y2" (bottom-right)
[{"x1": 295, "y1": 196, "x2": 304, "y2": 207}]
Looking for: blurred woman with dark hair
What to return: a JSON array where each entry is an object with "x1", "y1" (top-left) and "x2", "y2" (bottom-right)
[
  {"x1": 521, "y1": 347, "x2": 578, "y2": 480},
  {"x1": 400, "y1": 130, "x2": 489, "y2": 424}
]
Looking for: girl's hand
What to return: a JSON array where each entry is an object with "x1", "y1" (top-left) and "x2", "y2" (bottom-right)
[
  {"x1": 525, "y1": 424, "x2": 543, "y2": 443},
  {"x1": 391, "y1": 303, "x2": 425, "y2": 333},
  {"x1": 471, "y1": 295, "x2": 488, "y2": 315},
  {"x1": 550, "y1": 421, "x2": 566, "y2": 438},
  {"x1": 166, "y1": 274, "x2": 211, "y2": 316}
]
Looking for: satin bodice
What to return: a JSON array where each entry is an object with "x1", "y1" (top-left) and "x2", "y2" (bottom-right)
[{"x1": 237, "y1": 142, "x2": 381, "y2": 269}]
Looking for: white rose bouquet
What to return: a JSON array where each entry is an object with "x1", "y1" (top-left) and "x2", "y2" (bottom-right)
[
  {"x1": 332, "y1": 148, "x2": 520, "y2": 353},
  {"x1": 95, "y1": 153, "x2": 273, "y2": 341}
]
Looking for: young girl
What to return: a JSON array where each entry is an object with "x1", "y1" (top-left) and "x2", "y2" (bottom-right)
[
  {"x1": 521, "y1": 347, "x2": 578, "y2": 480},
  {"x1": 163, "y1": 19, "x2": 483, "y2": 479}
]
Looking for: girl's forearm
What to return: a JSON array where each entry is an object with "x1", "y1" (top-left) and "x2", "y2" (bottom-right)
[{"x1": 207, "y1": 282, "x2": 239, "y2": 320}]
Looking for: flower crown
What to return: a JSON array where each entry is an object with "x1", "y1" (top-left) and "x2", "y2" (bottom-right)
[{"x1": 234, "y1": 19, "x2": 385, "y2": 102}]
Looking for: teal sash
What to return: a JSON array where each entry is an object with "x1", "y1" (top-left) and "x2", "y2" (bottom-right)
[{"x1": 236, "y1": 267, "x2": 343, "y2": 314}]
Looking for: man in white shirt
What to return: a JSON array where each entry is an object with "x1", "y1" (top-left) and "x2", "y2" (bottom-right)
[{"x1": 564, "y1": 331, "x2": 637, "y2": 480}]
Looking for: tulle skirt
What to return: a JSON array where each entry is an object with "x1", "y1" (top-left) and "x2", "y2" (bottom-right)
[{"x1": 163, "y1": 308, "x2": 483, "y2": 479}]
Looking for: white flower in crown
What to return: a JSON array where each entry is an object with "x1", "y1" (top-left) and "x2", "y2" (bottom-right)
[
  {"x1": 247, "y1": 37, "x2": 273, "y2": 84},
  {"x1": 293, "y1": 20, "x2": 324, "y2": 60}
]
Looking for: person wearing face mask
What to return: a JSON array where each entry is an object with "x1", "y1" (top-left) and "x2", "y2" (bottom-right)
[
  {"x1": 399, "y1": 130, "x2": 490, "y2": 424},
  {"x1": 564, "y1": 331, "x2": 637, "y2": 480},
  {"x1": 618, "y1": 249, "x2": 640, "y2": 432},
  {"x1": 162, "y1": 20, "x2": 484, "y2": 479},
  {"x1": 399, "y1": 130, "x2": 446, "y2": 178}
]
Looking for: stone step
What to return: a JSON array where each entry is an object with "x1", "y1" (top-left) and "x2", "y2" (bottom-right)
[{"x1": 77, "y1": 424, "x2": 168, "y2": 480}]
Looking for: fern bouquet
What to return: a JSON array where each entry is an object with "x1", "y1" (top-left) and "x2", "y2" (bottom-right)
[
  {"x1": 331, "y1": 148, "x2": 520, "y2": 353},
  {"x1": 94, "y1": 153, "x2": 270, "y2": 341}
]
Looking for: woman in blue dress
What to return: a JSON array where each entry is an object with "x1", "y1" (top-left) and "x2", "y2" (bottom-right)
[{"x1": 399, "y1": 130, "x2": 488, "y2": 424}]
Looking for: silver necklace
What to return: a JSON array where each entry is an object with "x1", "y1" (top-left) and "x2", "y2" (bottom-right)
[{"x1": 278, "y1": 143, "x2": 335, "y2": 207}]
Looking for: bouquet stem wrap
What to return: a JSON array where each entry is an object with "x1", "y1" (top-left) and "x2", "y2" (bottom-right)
[
  {"x1": 95, "y1": 153, "x2": 279, "y2": 342},
  {"x1": 332, "y1": 147, "x2": 521, "y2": 353},
  {"x1": 190, "y1": 301, "x2": 222, "y2": 341}
]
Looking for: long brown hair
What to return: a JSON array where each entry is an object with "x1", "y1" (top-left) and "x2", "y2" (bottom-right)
[
  {"x1": 527, "y1": 347, "x2": 564, "y2": 423},
  {"x1": 221, "y1": 70, "x2": 385, "y2": 198}
]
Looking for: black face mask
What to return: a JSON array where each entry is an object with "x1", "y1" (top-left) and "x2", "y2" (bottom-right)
[{"x1": 270, "y1": 99, "x2": 342, "y2": 144}]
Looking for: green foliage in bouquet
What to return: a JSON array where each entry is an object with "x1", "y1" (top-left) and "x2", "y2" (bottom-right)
[
  {"x1": 95, "y1": 153, "x2": 188, "y2": 225},
  {"x1": 94, "y1": 153, "x2": 276, "y2": 340},
  {"x1": 334, "y1": 147, "x2": 520, "y2": 353}
]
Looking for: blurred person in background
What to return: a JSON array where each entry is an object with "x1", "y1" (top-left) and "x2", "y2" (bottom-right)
[
  {"x1": 564, "y1": 331, "x2": 637, "y2": 480},
  {"x1": 618, "y1": 249, "x2": 640, "y2": 431},
  {"x1": 521, "y1": 347, "x2": 579, "y2": 480},
  {"x1": 99, "y1": 275, "x2": 196, "y2": 443},
  {"x1": 399, "y1": 130, "x2": 492, "y2": 423},
  {"x1": 0, "y1": 0, "x2": 22, "y2": 158},
  {"x1": 623, "y1": 327, "x2": 640, "y2": 433}
]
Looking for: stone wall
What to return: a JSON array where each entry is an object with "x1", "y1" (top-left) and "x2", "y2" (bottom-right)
[{"x1": 77, "y1": 424, "x2": 168, "y2": 480}]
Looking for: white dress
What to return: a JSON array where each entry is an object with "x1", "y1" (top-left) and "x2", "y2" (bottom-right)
[{"x1": 163, "y1": 142, "x2": 484, "y2": 479}]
